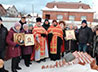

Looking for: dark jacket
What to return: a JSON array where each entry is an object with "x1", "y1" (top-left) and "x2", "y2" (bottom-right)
[
  {"x1": 6, "y1": 27, "x2": 21, "y2": 58},
  {"x1": 19, "y1": 20, "x2": 26, "y2": 30},
  {"x1": 42, "y1": 21, "x2": 50, "y2": 31},
  {"x1": 93, "y1": 35, "x2": 98, "y2": 56},
  {"x1": 78, "y1": 26, "x2": 92, "y2": 44},
  {"x1": 21, "y1": 30, "x2": 33, "y2": 55},
  {"x1": 0, "y1": 24, "x2": 8, "y2": 51}
]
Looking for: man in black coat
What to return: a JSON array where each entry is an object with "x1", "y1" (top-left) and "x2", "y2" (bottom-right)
[
  {"x1": 19, "y1": 16, "x2": 26, "y2": 60},
  {"x1": 19, "y1": 16, "x2": 26, "y2": 30},
  {"x1": 0, "y1": 17, "x2": 8, "y2": 72},
  {"x1": 78, "y1": 20, "x2": 92, "y2": 52}
]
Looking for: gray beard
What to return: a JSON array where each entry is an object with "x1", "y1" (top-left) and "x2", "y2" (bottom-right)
[{"x1": 37, "y1": 24, "x2": 41, "y2": 27}]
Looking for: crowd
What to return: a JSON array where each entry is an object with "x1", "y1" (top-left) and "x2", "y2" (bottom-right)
[{"x1": 0, "y1": 16, "x2": 98, "y2": 72}]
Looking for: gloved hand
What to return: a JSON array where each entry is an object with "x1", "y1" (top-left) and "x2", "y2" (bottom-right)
[
  {"x1": 41, "y1": 33, "x2": 46, "y2": 37},
  {"x1": 15, "y1": 44, "x2": 20, "y2": 47}
]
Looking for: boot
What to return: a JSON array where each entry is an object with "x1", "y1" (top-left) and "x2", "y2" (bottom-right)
[
  {"x1": 16, "y1": 66, "x2": 22, "y2": 70},
  {"x1": 12, "y1": 69, "x2": 17, "y2": 72}
]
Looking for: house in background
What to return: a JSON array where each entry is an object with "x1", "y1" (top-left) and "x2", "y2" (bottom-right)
[
  {"x1": 0, "y1": 4, "x2": 7, "y2": 16},
  {"x1": 42, "y1": 1, "x2": 95, "y2": 23},
  {"x1": 2, "y1": 4, "x2": 18, "y2": 17}
]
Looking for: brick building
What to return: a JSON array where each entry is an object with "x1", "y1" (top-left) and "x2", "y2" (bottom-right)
[
  {"x1": 42, "y1": 1, "x2": 94, "y2": 22},
  {"x1": 0, "y1": 4, "x2": 7, "y2": 16}
]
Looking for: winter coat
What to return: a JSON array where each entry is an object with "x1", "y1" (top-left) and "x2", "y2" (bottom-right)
[
  {"x1": 6, "y1": 27, "x2": 21, "y2": 58},
  {"x1": 19, "y1": 20, "x2": 26, "y2": 30},
  {"x1": 21, "y1": 30, "x2": 33, "y2": 55},
  {"x1": 42, "y1": 22, "x2": 50, "y2": 31},
  {"x1": 78, "y1": 26, "x2": 92, "y2": 44},
  {"x1": 93, "y1": 35, "x2": 98, "y2": 56},
  {"x1": 0, "y1": 24, "x2": 8, "y2": 52}
]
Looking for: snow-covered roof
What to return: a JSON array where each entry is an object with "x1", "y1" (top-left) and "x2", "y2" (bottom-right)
[
  {"x1": 2, "y1": 4, "x2": 14, "y2": 9},
  {"x1": 24, "y1": 13, "x2": 38, "y2": 17},
  {"x1": 42, "y1": 7, "x2": 95, "y2": 13}
]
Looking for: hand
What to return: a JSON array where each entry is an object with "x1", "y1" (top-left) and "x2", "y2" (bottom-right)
[
  {"x1": 15, "y1": 44, "x2": 20, "y2": 47},
  {"x1": 64, "y1": 37, "x2": 67, "y2": 40},
  {"x1": 87, "y1": 43, "x2": 90, "y2": 46}
]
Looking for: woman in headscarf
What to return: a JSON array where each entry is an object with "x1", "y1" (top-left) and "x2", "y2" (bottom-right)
[
  {"x1": 42, "y1": 19, "x2": 50, "y2": 31},
  {"x1": 6, "y1": 22, "x2": 22, "y2": 72}
]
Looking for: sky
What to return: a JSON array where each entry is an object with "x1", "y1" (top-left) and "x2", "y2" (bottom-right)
[{"x1": 0, "y1": 0, "x2": 96, "y2": 14}]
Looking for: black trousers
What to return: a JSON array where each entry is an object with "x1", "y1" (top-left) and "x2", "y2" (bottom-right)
[
  {"x1": 0, "y1": 51, "x2": 6, "y2": 72},
  {"x1": 24, "y1": 54, "x2": 31, "y2": 66},
  {"x1": 11, "y1": 56, "x2": 20, "y2": 71}
]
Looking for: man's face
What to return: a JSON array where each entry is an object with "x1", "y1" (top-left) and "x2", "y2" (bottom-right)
[
  {"x1": 0, "y1": 20, "x2": 2, "y2": 25},
  {"x1": 69, "y1": 25, "x2": 73, "y2": 30},
  {"x1": 21, "y1": 18, "x2": 26, "y2": 23},
  {"x1": 53, "y1": 22, "x2": 57, "y2": 25},
  {"x1": 37, "y1": 22, "x2": 41, "y2": 27},
  {"x1": 82, "y1": 23, "x2": 86, "y2": 27}
]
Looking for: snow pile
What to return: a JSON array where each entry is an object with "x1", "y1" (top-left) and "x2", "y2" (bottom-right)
[{"x1": 33, "y1": 64, "x2": 98, "y2": 72}]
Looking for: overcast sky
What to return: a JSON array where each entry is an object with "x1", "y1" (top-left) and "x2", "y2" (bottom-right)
[{"x1": 0, "y1": 0, "x2": 95, "y2": 14}]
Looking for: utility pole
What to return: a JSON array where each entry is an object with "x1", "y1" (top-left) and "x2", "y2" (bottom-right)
[{"x1": 32, "y1": 4, "x2": 34, "y2": 19}]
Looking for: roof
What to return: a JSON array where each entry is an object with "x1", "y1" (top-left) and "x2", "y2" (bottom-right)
[
  {"x1": 42, "y1": 7, "x2": 95, "y2": 13},
  {"x1": 2, "y1": 4, "x2": 14, "y2": 9},
  {"x1": 0, "y1": 4, "x2": 7, "y2": 12},
  {"x1": 46, "y1": 1, "x2": 91, "y2": 9}
]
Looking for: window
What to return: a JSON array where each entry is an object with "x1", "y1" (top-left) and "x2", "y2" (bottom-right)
[
  {"x1": 81, "y1": 16, "x2": 87, "y2": 21},
  {"x1": 69, "y1": 15, "x2": 75, "y2": 21},
  {"x1": 45, "y1": 14, "x2": 50, "y2": 19},
  {"x1": 57, "y1": 15, "x2": 63, "y2": 20}
]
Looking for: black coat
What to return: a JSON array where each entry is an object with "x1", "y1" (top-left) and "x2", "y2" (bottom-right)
[
  {"x1": 42, "y1": 24, "x2": 50, "y2": 31},
  {"x1": 93, "y1": 35, "x2": 98, "y2": 56},
  {"x1": 78, "y1": 26, "x2": 92, "y2": 44},
  {"x1": 0, "y1": 24, "x2": 8, "y2": 51},
  {"x1": 19, "y1": 20, "x2": 26, "y2": 30}
]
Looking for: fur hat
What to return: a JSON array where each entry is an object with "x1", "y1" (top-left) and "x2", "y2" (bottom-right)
[
  {"x1": 14, "y1": 22, "x2": 21, "y2": 27},
  {"x1": 36, "y1": 17, "x2": 42, "y2": 22},
  {"x1": 82, "y1": 20, "x2": 87, "y2": 24}
]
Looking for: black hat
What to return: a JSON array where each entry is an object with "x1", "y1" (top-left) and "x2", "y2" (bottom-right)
[
  {"x1": 21, "y1": 16, "x2": 26, "y2": 19},
  {"x1": 82, "y1": 20, "x2": 87, "y2": 24},
  {"x1": 36, "y1": 17, "x2": 42, "y2": 22},
  {"x1": 0, "y1": 17, "x2": 2, "y2": 21}
]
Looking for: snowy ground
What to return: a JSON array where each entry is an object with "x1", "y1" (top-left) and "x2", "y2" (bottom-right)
[{"x1": 4, "y1": 58, "x2": 98, "y2": 72}]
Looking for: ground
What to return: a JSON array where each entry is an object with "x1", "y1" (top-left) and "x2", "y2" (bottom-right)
[{"x1": 4, "y1": 58, "x2": 98, "y2": 72}]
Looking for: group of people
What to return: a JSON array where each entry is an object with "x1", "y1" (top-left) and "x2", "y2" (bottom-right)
[{"x1": 0, "y1": 16, "x2": 98, "y2": 72}]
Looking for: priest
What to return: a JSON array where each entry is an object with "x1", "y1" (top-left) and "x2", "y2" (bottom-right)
[
  {"x1": 32, "y1": 17, "x2": 49, "y2": 63},
  {"x1": 48, "y1": 20, "x2": 63, "y2": 61}
]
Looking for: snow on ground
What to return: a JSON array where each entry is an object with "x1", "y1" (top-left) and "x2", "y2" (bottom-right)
[{"x1": 4, "y1": 58, "x2": 98, "y2": 72}]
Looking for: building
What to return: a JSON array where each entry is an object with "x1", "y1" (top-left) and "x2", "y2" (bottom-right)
[
  {"x1": 0, "y1": 4, "x2": 7, "y2": 16},
  {"x1": 2, "y1": 4, "x2": 18, "y2": 17},
  {"x1": 42, "y1": 1, "x2": 94, "y2": 22}
]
